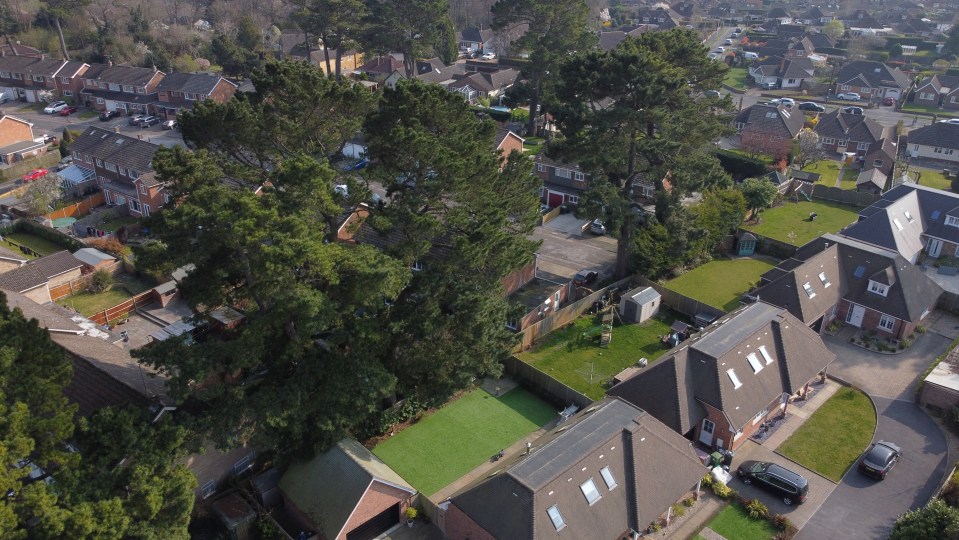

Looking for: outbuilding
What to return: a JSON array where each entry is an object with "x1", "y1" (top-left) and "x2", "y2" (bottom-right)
[{"x1": 618, "y1": 286, "x2": 661, "y2": 323}]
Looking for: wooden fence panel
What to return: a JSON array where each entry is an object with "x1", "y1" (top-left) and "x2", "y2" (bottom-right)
[
  {"x1": 811, "y1": 184, "x2": 880, "y2": 207},
  {"x1": 503, "y1": 356, "x2": 593, "y2": 410},
  {"x1": 633, "y1": 276, "x2": 727, "y2": 321},
  {"x1": 45, "y1": 192, "x2": 106, "y2": 221}
]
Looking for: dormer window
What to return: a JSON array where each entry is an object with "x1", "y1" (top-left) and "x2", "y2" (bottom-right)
[
  {"x1": 580, "y1": 478, "x2": 601, "y2": 505},
  {"x1": 868, "y1": 280, "x2": 888, "y2": 297},
  {"x1": 818, "y1": 272, "x2": 830, "y2": 287},
  {"x1": 946, "y1": 215, "x2": 959, "y2": 228},
  {"x1": 803, "y1": 282, "x2": 816, "y2": 298},
  {"x1": 727, "y1": 368, "x2": 742, "y2": 389},
  {"x1": 747, "y1": 352, "x2": 763, "y2": 373}
]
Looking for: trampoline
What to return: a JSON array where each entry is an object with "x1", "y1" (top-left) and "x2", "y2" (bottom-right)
[{"x1": 51, "y1": 217, "x2": 77, "y2": 229}]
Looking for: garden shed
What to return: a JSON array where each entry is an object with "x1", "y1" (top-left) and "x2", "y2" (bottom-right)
[
  {"x1": 618, "y1": 286, "x2": 660, "y2": 323},
  {"x1": 736, "y1": 231, "x2": 758, "y2": 256}
]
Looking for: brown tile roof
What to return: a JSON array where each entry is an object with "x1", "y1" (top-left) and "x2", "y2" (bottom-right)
[
  {"x1": 0, "y1": 250, "x2": 83, "y2": 293},
  {"x1": 69, "y1": 126, "x2": 159, "y2": 173}
]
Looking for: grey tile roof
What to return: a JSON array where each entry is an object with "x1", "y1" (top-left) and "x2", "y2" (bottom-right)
[
  {"x1": 814, "y1": 110, "x2": 887, "y2": 143},
  {"x1": 735, "y1": 104, "x2": 805, "y2": 138},
  {"x1": 0, "y1": 250, "x2": 82, "y2": 293},
  {"x1": 0, "y1": 56, "x2": 66, "y2": 76},
  {"x1": 916, "y1": 75, "x2": 959, "y2": 96},
  {"x1": 837, "y1": 60, "x2": 910, "y2": 90},
  {"x1": 752, "y1": 56, "x2": 814, "y2": 80},
  {"x1": 611, "y1": 302, "x2": 834, "y2": 432},
  {"x1": 451, "y1": 397, "x2": 705, "y2": 540},
  {"x1": 78, "y1": 88, "x2": 158, "y2": 105},
  {"x1": 599, "y1": 31, "x2": 627, "y2": 51},
  {"x1": 69, "y1": 126, "x2": 159, "y2": 173},
  {"x1": 280, "y1": 439, "x2": 415, "y2": 540},
  {"x1": 81, "y1": 63, "x2": 163, "y2": 86},
  {"x1": 155, "y1": 72, "x2": 234, "y2": 94},
  {"x1": 0, "y1": 245, "x2": 26, "y2": 263},
  {"x1": 459, "y1": 27, "x2": 494, "y2": 44},
  {"x1": 857, "y1": 168, "x2": 887, "y2": 190},
  {"x1": 908, "y1": 122, "x2": 959, "y2": 151},
  {"x1": 862, "y1": 137, "x2": 898, "y2": 176}
]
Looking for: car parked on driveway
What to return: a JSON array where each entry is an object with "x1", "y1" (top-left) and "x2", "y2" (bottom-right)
[
  {"x1": 43, "y1": 101, "x2": 68, "y2": 114},
  {"x1": 883, "y1": 97, "x2": 896, "y2": 106},
  {"x1": 737, "y1": 460, "x2": 809, "y2": 505},
  {"x1": 836, "y1": 92, "x2": 861, "y2": 101},
  {"x1": 858, "y1": 441, "x2": 901, "y2": 480},
  {"x1": 481, "y1": 52, "x2": 496, "y2": 60},
  {"x1": 589, "y1": 219, "x2": 607, "y2": 235},
  {"x1": 128, "y1": 114, "x2": 146, "y2": 125},
  {"x1": 573, "y1": 270, "x2": 598, "y2": 287},
  {"x1": 138, "y1": 115, "x2": 160, "y2": 127},
  {"x1": 843, "y1": 106, "x2": 864, "y2": 115},
  {"x1": 798, "y1": 102, "x2": 826, "y2": 113},
  {"x1": 161, "y1": 119, "x2": 178, "y2": 130},
  {"x1": 99, "y1": 110, "x2": 120, "y2": 121},
  {"x1": 58, "y1": 105, "x2": 78, "y2": 116}
]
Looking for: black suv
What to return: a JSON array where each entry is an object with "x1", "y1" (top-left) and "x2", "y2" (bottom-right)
[
  {"x1": 99, "y1": 110, "x2": 121, "y2": 121},
  {"x1": 737, "y1": 460, "x2": 809, "y2": 505},
  {"x1": 138, "y1": 115, "x2": 161, "y2": 127}
]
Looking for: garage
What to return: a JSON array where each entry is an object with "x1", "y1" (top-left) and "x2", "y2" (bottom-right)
[
  {"x1": 546, "y1": 190, "x2": 564, "y2": 207},
  {"x1": 884, "y1": 88, "x2": 901, "y2": 99},
  {"x1": 345, "y1": 503, "x2": 399, "y2": 540}
]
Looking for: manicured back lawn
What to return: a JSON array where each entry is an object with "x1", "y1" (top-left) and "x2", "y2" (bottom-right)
[
  {"x1": 665, "y1": 258, "x2": 776, "y2": 312},
  {"x1": 524, "y1": 136, "x2": 545, "y2": 155},
  {"x1": 698, "y1": 502, "x2": 779, "y2": 540},
  {"x1": 2, "y1": 232, "x2": 68, "y2": 257},
  {"x1": 373, "y1": 387, "x2": 555, "y2": 496},
  {"x1": 913, "y1": 167, "x2": 953, "y2": 192},
  {"x1": 724, "y1": 66, "x2": 750, "y2": 91},
  {"x1": 517, "y1": 312, "x2": 675, "y2": 400},
  {"x1": 805, "y1": 159, "x2": 841, "y2": 186},
  {"x1": 777, "y1": 386, "x2": 876, "y2": 482},
  {"x1": 58, "y1": 285, "x2": 133, "y2": 317},
  {"x1": 744, "y1": 200, "x2": 860, "y2": 246}
]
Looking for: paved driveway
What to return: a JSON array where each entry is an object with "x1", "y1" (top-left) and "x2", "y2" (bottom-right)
[
  {"x1": 728, "y1": 441, "x2": 837, "y2": 530},
  {"x1": 529, "y1": 222, "x2": 617, "y2": 280},
  {"x1": 798, "y1": 398, "x2": 948, "y2": 540}
]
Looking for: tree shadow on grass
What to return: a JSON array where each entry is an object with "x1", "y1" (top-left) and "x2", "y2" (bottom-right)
[{"x1": 493, "y1": 387, "x2": 559, "y2": 426}]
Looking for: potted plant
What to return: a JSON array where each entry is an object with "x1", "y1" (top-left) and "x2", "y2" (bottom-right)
[{"x1": 406, "y1": 507, "x2": 418, "y2": 527}]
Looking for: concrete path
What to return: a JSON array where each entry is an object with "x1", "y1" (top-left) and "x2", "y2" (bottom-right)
[
  {"x1": 698, "y1": 527, "x2": 728, "y2": 540},
  {"x1": 654, "y1": 493, "x2": 724, "y2": 540},
  {"x1": 761, "y1": 380, "x2": 841, "y2": 450},
  {"x1": 835, "y1": 164, "x2": 845, "y2": 188}
]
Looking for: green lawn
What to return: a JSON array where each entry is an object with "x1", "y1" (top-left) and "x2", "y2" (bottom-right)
[
  {"x1": 524, "y1": 136, "x2": 545, "y2": 155},
  {"x1": 744, "y1": 200, "x2": 860, "y2": 246},
  {"x1": 665, "y1": 258, "x2": 776, "y2": 312},
  {"x1": 724, "y1": 66, "x2": 751, "y2": 91},
  {"x1": 77, "y1": 110, "x2": 99, "y2": 119},
  {"x1": 517, "y1": 312, "x2": 675, "y2": 400},
  {"x1": 914, "y1": 167, "x2": 953, "y2": 191},
  {"x1": 100, "y1": 216, "x2": 139, "y2": 232},
  {"x1": 57, "y1": 285, "x2": 134, "y2": 317},
  {"x1": 373, "y1": 387, "x2": 555, "y2": 496},
  {"x1": 777, "y1": 386, "x2": 876, "y2": 482},
  {"x1": 1, "y1": 232, "x2": 66, "y2": 257},
  {"x1": 805, "y1": 160, "x2": 841, "y2": 187},
  {"x1": 695, "y1": 502, "x2": 779, "y2": 540},
  {"x1": 901, "y1": 103, "x2": 959, "y2": 118}
]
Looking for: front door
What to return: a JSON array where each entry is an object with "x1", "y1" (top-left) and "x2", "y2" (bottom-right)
[
  {"x1": 699, "y1": 419, "x2": 715, "y2": 445},
  {"x1": 929, "y1": 238, "x2": 943, "y2": 258},
  {"x1": 846, "y1": 304, "x2": 866, "y2": 327}
]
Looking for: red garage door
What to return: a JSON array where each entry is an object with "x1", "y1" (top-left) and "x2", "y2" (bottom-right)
[{"x1": 547, "y1": 191, "x2": 564, "y2": 207}]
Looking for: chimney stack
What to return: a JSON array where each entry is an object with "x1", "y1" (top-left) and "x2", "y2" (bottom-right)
[{"x1": 114, "y1": 125, "x2": 120, "y2": 134}]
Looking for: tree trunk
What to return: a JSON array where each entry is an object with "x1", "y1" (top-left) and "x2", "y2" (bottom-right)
[
  {"x1": 335, "y1": 48, "x2": 343, "y2": 79},
  {"x1": 321, "y1": 34, "x2": 333, "y2": 76},
  {"x1": 53, "y1": 17, "x2": 69, "y2": 61},
  {"x1": 526, "y1": 71, "x2": 541, "y2": 136},
  {"x1": 615, "y1": 223, "x2": 630, "y2": 279}
]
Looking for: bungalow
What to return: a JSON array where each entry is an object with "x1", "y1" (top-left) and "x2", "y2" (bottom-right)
[
  {"x1": 444, "y1": 397, "x2": 707, "y2": 539},
  {"x1": 749, "y1": 56, "x2": 815, "y2": 89},
  {"x1": 635, "y1": 7, "x2": 682, "y2": 29},
  {"x1": 355, "y1": 55, "x2": 405, "y2": 82},
  {"x1": 79, "y1": 63, "x2": 165, "y2": 114},
  {"x1": 752, "y1": 233, "x2": 941, "y2": 339},
  {"x1": 610, "y1": 302, "x2": 835, "y2": 451},
  {"x1": 534, "y1": 155, "x2": 588, "y2": 208},
  {"x1": 733, "y1": 104, "x2": 805, "y2": 159},
  {"x1": 0, "y1": 250, "x2": 83, "y2": 304},
  {"x1": 457, "y1": 27, "x2": 495, "y2": 55},
  {"x1": 68, "y1": 126, "x2": 166, "y2": 218},
  {"x1": 914, "y1": 75, "x2": 959, "y2": 110},
  {"x1": 814, "y1": 110, "x2": 888, "y2": 156},
  {"x1": 154, "y1": 72, "x2": 237, "y2": 120},
  {"x1": 446, "y1": 68, "x2": 518, "y2": 104},
  {"x1": 797, "y1": 6, "x2": 834, "y2": 25},
  {"x1": 835, "y1": 60, "x2": 911, "y2": 101},
  {"x1": 907, "y1": 122, "x2": 959, "y2": 164}
]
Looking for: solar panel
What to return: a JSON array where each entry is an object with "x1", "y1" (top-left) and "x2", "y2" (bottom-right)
[{"x1": 853, "y1": 266, "x2": 866, "y2": 278}]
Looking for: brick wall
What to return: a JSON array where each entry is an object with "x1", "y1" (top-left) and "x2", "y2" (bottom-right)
[
  {"x1": 0, "y1": 117, "x2": 33, "y2": 147},
  {"x1": 837, "y1": 300, "x2": 915, "y2": 340},
  {"x1": 919, "y1": 381, "x2": 959, "y2": 410},
  {"x1": 338, "y1": 481, "x2": 411, "y2": 540},
  {"x1": 444, "y1": 502, "x2": 496, "y2": 540},
  {"x1": 501, "y1": 259, "x2": 535, "y2": 297}
]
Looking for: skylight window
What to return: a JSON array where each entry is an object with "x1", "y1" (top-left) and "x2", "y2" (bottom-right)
[
  {"x1": 758, "y1": 345, "x2": 774, "y2": 364},
  {"x1": 803, "y1": 282, "x2": 816, "y2": 298},
  {"x1": 600, "y1": 466, "x2": 617, "y2": 490},
  {"x1": 547, "y1": 505, "x2": 566, "y2": 530},
  {"x1": 904, "y1": 211, "x2": 914, "y2": 223},
  {"x1": 747, "y1": 352, "x2": 763, "y2": 373},
  {"x1": 931, "y1": 210, "x2": 942, "y2": 222},
  {"x1": 580, "y1": 479, "x2": 601, "y2": 505},
  {"x1": 727, "y1": 368, "x2": 743, "y2": 389},
  {"x1": 893, "y1": 218, "x2": 903, "y2": 231},
  {"x1": 818, "y1": 272, "x2": 830, "y2": 287},
  {"x1": 853, "y1": 266, "x2": 866, "y2": 278}
]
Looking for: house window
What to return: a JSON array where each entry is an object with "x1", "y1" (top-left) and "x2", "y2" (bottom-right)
[
  {"x1": 837, "y1": 140, "x2": 847, "y2": 147},
  {"x1": 163, "y1": 193, "x2": 172, "y2": 204},
  {"x1": 952, "y1": 96, "x2": 959, "y2": 104},
  {"x1": 788, "y1": 79, "x2": 796, "y2": 84},
  {"x1": 104, "y1": 162, "x2": 117, "y2": 172},
  {"x1": 142, "y1": 204, "x2": 150, "y2": 217},
  {"x1": 920, "y1": 92, "x2": 934, "y2": 100},
  {"x1": 506, "y1": 319, "x2": 518, "y2": 330},
  {"x1": 893, "y1": 218, "x2": 903, "y2": 231},
  {"x1": 554, "y1": 290, "x2": 561, "y2": 304},
  {"x1": 232, "y1": 451, "x2": 255, "y2": 475},
  {"x1": 200, "y1": 480, "x2": 216, "y2": 499},
  {"x1": 746, "y1": 352, "x2": 763, "y2": 373},
  {"x1": 31, "y1": 75, "x2": 44, "y2": 82},
  {"x1": 857, "y1": 142, "x2": 870, "y2": 150},
  {"x1": 139, "y1": 184, "x2": 147, "y2": 195},
  {"x1": 0, "y1": 72, "x2": 9, "y2": 78},
  {"x1": 536, "y1": 163, "x2": 546, "y2": 173},
  {"x1": 72, "y1": 151, "x2": 80, "y2": 160},
  {"x1": 119, "y1": 167, "x2": 127, "y2": 177},
  {"x1": 934, "y1": 147, "x2": 955, "y2": 155},
  {"x1": 580, "y1": 479, "x2": 602, "y2": 505},
  {"x1": 868, "y1": 281, "x2": 888, "y2": 296},
  {"x1": 873, "y1": 159, "x2": 883, "y2": 168},
  {"x1": 122, "y1": 85, "x2": 133, "y2": 93},
  {"x1": 61, "y1": 76, "x2": 69, "y2": 84},
  {"x1": 946, "y1": 215, "x2": 959, "y2": 228},
  {"x1": 411, "y1": 261, "x2": 423, "y2": 271},
  {"x1": 547, "y1": 505, "x2": 566, "y2": 531},
  {"x1": 821, "y1": 137, "x2": 835, "y2": 145},
  {"x1": 758, "y1": 345, "x2": 774, "y2": 364},
  {"x1": 63, "y1": 90, "x2": 72, "y2": 97},
  {"x1": 567, "y1": 195, "x2": 579, "y2": 204},
  {"x1": 803, "y1": 282, "x2": 816, "y2": 298},
  {"x1": 96, "y1": 158, "x2": 103, "y2": 167},
  {"x1": 600, "y1": 466, "x2": 617, "y2": 490},
  {"x1": 555, "y1": 168, "x2": 572, "y2": 179},
  {"x1": 860, "y1": 88, "x2": 871, "y2": 94},
  {"x1": 96, "y1": 97, "x2": 104, "y2": 104},
  {"x1": 129, "y1": 199, "x2": 141, "y2": 212},
  {"x1": 574, "y1": 172, "x2": 585, "y2": 181},
  {"x1": 841, "y1": 84, "x2": 850, "y2": 90},
  {"x1": 753, "y1": 410, "x2": 766, "y2": 425},
  {"x1": 735, "y1": 122, "x2": 746, "y2": 131},
  {"x1": 727, "y1": 368, "x2": 743, "y2": 389},
  {"x1": 136, "y1": 87, "x2": 145, "y2": 94},
  {"x1": 129, "y1": 170, "x2": 139, "y2": 179},
  {"x1": 878, "y1": 314, "x2": 896, "y2": 332}
]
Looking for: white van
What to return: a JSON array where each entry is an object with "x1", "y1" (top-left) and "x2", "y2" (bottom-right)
[
  {"x1": 743, "y1": 52, "x2": 759, "y2": 59},
  {"x1": 0, "y1": 92, "x2": 11, "y2": 104}
]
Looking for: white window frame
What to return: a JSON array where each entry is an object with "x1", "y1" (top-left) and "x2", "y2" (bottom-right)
[
  {"x1": 536, "y1": 163, "x2": 546, "y2": 173},
  {"x1": 878, "y1": 314, "x2": 896, "y2": 332},
  {"x1": 758, "y1": 345, "x2": 774, "y2": 364},
  {"x1": 139, "y1": 184, "x2": 147, "y2": 195},
  {"x1": 857, "y1": 142, "x2": 870, "y2": 150},
  {"x1": 506, "y1": 319, "x2": 518, "y2": 330},
  {"x1": 821, "y1": 137, "x2": 835, "y2": 145},
  {"x1": 95, "y1": 158, "x2": 103, "y2": 167},
  {"x1": 567, "y1": 195, "x2": 579, "y2": 204},
  {"x1": 96, "y1": 97, "x2": 104, "y2": 104},
  {"x1": 818, "y1": 272, "x2": 830, "y2": 287},
  {"x1": 580, "y1": 478, "x2": 602, "y2": 505},
  {"x1": 129, "y1": 199, "x2": 141, "y2": 212},
  {"x1": 411, "y1": 261, "x2": 424, "y2": 272},
  {"x1": 727, "y1": 368, "x2": 742, "y2": 389},
  {"x1": 555, "y1": 168, "x2": 572, "y2": 179},
  {"x1": 869, "y1": 281, "x2": 888, "y2": 296},
  {"x1": 547, "y1": 505, "x2": 566, "y2": 531},
  {"x1": 946, "y1": 215, "x2": 959, "y2": 228},
  {"x1": 61, "y1": 76, "x2": 70, "y2": 84},
  {"x1": 63, "y1": 90, "x2": 72, "y2": 97},
  {"x1": 746, "y1": 352, "x2": 763, "y2": 373},
  {"x1": 837, "y1": 139, "x2": 847, "y2": 147},
  {"x1": 574, "y1": 171, "x2": 585, "y2": 181},
  {"x1": 600, "y1": 466, "x2": 617, "y2": 490},
  {"x1": 752, "y1": 410, "x2": 766, "y2": 425},
  {"x1": 803, "y1": 282, "x2": 816, "y2": 298}
]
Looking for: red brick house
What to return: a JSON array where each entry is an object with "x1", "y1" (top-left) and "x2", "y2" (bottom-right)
[
  {"x1": 734, "y1": 104, "x2": 805, "y2": 160},
  {"x1": 610, "y1": 302, "x2": 835, "y2": 451},
  {"x1": 534, "y1": 154, "x2": 588, "y2": 208},
  {"x1": 836, "y1": 60, "x2": 911, "y2": 102},
  {"x1": 53, "y1": 61, "x2": 90, "y2": 101},
  {"x1": 813, "y1": 110, "x2": 888, "y2": 156},
  {"x1": 277, "y1": 439, "x2": 416, "y2": 540},
  {"x1": 68, "y1": 126, "x2": 165, "y2": 218},
  {"x1": 914, "y1": 75, "x2": 959, "y2": 110},
  {"x1": 154, "y1": 72, "x2": 237, "y2": 120},
  {"x1": 0, "y1": 114, "x2": 45, "y2": 165},
  {"x1": 444, "y1": 397, "x2": 705, "y2": 540},
  {"x1": 0, "y1": 56, "x2": 72, "y2": 102},
  {"x1": 79, "y1": 63, "x2": 164, "y2": 114}
]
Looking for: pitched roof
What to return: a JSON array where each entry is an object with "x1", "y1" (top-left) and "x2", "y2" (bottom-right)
[
  {"x1": 155, "y1": 71, "x2": 235, "y2": 95},
  {"x1": 908, "y1": 122, "x2": 959, "y2": 151},
  {"x1": 857, "y1": 168, "x2": 887, "y2": 190},
  {"x1": 735, "y1": 104, "x2": 805, "y2": 138},
  {"x1": 0, "y1": 245, "x2": 27, "y2": 264},
  {"x1": 72, "y1": 247, "x2": 116, "y2": 267},
  {"x1": 837, "y1": 60, "x2": 910, "y2": 90},
  {"x1": 0, "y1": 250, "x2": 82, "y2": 293},
  {"x1": 459, "y1": 27, "x2": 494, "y2": 44},
  {"x1": 814, "y1": 110, "x2": 887, "y2": 143},
  {"x1": 279, "y1": 439, "x2": 415, "y2": 540},
  {"x1": 357, "y1": 55, "x2": 404, "y2": 75},
  {"x1": 862, "y1": 137, "x2": 898, "y2": 176},
  {"x1": 69, "y1": 126, "x2": 159, "y2": 173},
  {"x1": 451, "y1": 397, "x2": 704, "y2": 540},
  {"x1": 0, "y1": 114, "x2": 33, "y2": 128},
  {"x1": 610, "y1": 302, "x2": 835, "y2": 431},
  {"x1": 599, "y1": 31, "x2": 627, "y2": 51},
  {"x1": 0, "y1": 56, "x2": 66, "y2": 76},
  {"x1": 494, "y1": 128, "x2": 523, "y2": 152},
  {"x1": 916, "y1": 74, "x2": 959, "y2": 95},
  {"x1": 81, "y1": 63, "x2": 163, "y2": 86}
]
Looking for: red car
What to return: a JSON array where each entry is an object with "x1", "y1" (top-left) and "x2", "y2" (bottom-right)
[
  {"x1": 58, "y1": 105, "x2": 78, "y2": 116},
  {"x1": 21, "y1": 168, "x2": 48, "y2": 183},
  {"x1": 883, "y1": 97, "x2": 895, "y2": 106}
]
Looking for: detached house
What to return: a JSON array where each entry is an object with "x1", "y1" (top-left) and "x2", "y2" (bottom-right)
[
  {"x1": 914, "y1": 75, "x2": 959, "y2": 110},
  {"x1": 457, "y1": 27, "x2": 495, "y2": 55},
  {"x1": 68, "y1": 126, "x2": 165, "y2": 217},
  {"x1": 734, "y1": 104, "x2": 805, "y2": 159},
  {"x1": 445, "y1": 397, "x2": 706, "y2": 540},
  {"x1": 79, "y1": 63, "x2": 165, "y2": 114},
  {"x1": 749, "y1": 56, "x2": 815, "y2": 89},
  {"x1": 446, "y1": 68, "x2": 518, "y2": 104},
  {"x1": 814, "y1": 110, "x2": 888, "y2": 156},
  {"x1": 836, "y1": 60, "x2": 911, "y2": 101},
  {"x1": 636, "y1": 7, "x2": 682, "y2": 29},
  {"x1": 797, "y1": 6, "x2": 834, "y2": 25},
  {"x1": 907, "y1": 122, "x2": 959, "y2": 164},
  {"x1": 610, "y1": 302, "x2": 836, "y2": 451},
  {"x1": 535, "y1": 155, "x2": 588, "y2": 208},
  {"x1": 154, "y1": 72, "x2": 237, "y2": 120}
]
